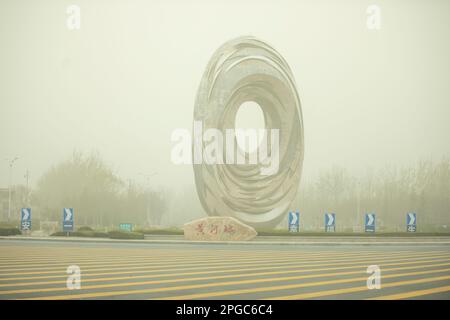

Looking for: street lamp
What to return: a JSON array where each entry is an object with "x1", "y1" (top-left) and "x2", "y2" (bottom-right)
[{"x1": 5, "y1": 157, "x2": 19, "y2": 222}]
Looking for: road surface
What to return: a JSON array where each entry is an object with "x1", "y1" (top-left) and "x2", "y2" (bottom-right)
[{"x1": 0, "y1": 239, "x2": 449, "y2": 299}]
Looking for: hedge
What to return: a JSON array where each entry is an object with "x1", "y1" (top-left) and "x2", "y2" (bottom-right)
[
  {"x1": 77, "y1": 226, "x2": 94, "y2": 232},
  {"x1": 108, "y1": 230, "x2": 145, "y2": 239},
  {"x1": 0, "y1": 227, "x2": 21, "y2": 236},
  {"x1": 133, "y1": 228, "x2": 183, "y2": 235},
  {"x1": 51, "y1": 231, "x2": 108, "y2": 238}
]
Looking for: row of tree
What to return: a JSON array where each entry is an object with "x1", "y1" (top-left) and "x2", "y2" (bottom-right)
[
  {"x1": 293, "y1": 159, "x2": 450, "y2": 231},
  {"x1": 6, "y1": 153, "x2": 449, "y2": 232},
  {"x1": 30, "y1": 152, "x2": 167, "y2": 228}
]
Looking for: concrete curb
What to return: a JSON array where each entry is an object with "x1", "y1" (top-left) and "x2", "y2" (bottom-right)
[{"x1": 1, "y1": 236, "x2": 450, "y2": 246}]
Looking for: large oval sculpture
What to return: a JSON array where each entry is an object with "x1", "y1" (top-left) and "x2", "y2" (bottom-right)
[{"x1": 193, "y1": 36, "x2": 304, "y2": 229}]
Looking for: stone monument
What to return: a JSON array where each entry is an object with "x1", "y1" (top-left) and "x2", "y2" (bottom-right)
[{"x1": 187, "y1": 36, "x2": 304, "y2": 240}]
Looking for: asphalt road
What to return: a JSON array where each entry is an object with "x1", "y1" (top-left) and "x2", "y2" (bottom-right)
[{"x1": 0, "y1": 239, "x2": 449, "y2": 300}]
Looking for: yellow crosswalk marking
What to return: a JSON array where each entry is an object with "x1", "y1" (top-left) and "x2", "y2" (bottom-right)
[
  {"x1": 1, "y1": 255, "x2": 449, "y2": 290},
  {"x1": 369, "y1": 285, "x2": 450, "y2": 300},
  {"x1": 1, "y1": 251, "x2": 447, "y2": 282},
  {"x1": 270, "y1": 275, "x2": 450, "y2": 300},
  {"x1": 2, "y1": 259, "x2": 450, "y2": 296},
  {"x1": 2, "y1": 249, "x2": 439, "y2": 277},
  {"x1": 0, "y1": 248, "x2": 345, "y2": 264},
  {"x1": 159, "y1": 268, "x2": 450, "y2": 300},
  {"x1": 2, "y1": 242, "x2": 449, "y2": 300},
  {"x1": 21, "y1": 266, "x2": 450, "y2": 300},
  {"x1": 0, "y1": 249, "x2": 396, "y2": 270}
]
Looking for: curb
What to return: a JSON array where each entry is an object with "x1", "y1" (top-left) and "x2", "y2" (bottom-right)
[{"x1": 1, "y1": 236, "x2": 450, "y2": 246}]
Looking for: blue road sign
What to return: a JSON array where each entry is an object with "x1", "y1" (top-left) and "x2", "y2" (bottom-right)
[
  {"x1": 63, "y1": 208, "x2": 74, "y2": 232},
  {"x1": 288, "y1": 211, "x2": 300, "y2": 232},
  {"x1": 325, "y1": 213, "x2": 336, "y2": 232},
  {"x1": 407, "y1": 212, "x2": 416, "y2": 232},
  {"x1": 365, "y1": 213, "x2": 376, "y2": 232},
  {"x1": 20, "y1": 208, "x2": 31, "y2": 231}
]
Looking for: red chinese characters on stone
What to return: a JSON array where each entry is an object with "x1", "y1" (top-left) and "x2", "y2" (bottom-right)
[
  {"x1": 223, "y1": 224, "x2": 236, "y2": 234},
  {"x1": 208, "y1": 224, "x2": 218, "y2": 235},
  {"x1": 184, "y1": 217, "x2": 257, "y2": 241},
  {"x1": 195, "y1": 223, "x2": 205, "y2": 235}
]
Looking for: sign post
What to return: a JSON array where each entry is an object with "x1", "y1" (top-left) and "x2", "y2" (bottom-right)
[
  {"x1": 325, "y1": 213, "x2": 336, "y2": 232},
  {"x1": 63, "y1": 208, "x2": 74, "y2": 235},
  {"x1": 365, "y1": 213, "x2": 376, "y2": 233},
  {"x1": 288, "y1": 211, "x2": 300, "y2": 232},
  {"x1": 20, "y1": 208, "x2": 31, "y2": 232},
  {"x1": 407, "y1": 212, "x2": 416, "y2": 232}
]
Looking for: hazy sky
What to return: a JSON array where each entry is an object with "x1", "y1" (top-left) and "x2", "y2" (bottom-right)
[{"x1": 1, "y1": 0, "x2": 449, "y2": 189}]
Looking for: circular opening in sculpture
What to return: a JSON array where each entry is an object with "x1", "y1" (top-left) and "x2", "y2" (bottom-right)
[{"x1": 234, "y1": 101, "x2": 266, "y2": 154}]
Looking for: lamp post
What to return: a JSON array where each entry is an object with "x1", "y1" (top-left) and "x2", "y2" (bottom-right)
[{"x1": 6, "y1": 157, "x2": 19, "y2": 222}]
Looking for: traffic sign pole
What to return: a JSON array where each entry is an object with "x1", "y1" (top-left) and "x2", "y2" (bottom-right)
[
  {"x1": 365, "y1": 213, "x2": 376, "y2": 233},
  {"x1": 288, "y1": 211, "x2": 300, "y2": 232},
  {"x1": 407, "y1": 212, "x2": 417, "y2": 232},
  {"x1": 325, "y1": 213, "x2": 336, "y2": 232},
  {"x1": 63, "y1": 208, "x2": 74, "y2": 234}
]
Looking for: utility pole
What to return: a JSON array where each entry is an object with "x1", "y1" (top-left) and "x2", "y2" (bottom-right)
[{"x1": 6, "y1": 157, "x2": 19, "y2": 222}]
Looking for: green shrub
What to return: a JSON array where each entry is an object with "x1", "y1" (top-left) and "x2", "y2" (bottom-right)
[
  {"x1": 50, "y1": 231, "x2": 108, "y2": 238},
  {"x1": 77, "y1": 226, "x2": 94, "y2": 232},
  {"x1": 52, "y1": 230, "x2": 143, "y2": 239},
  {"x1": 134, "y1": 228, "x2": 183, "y2": 235},
  {"x1": 93, "y1": 231, "x2": 109, "y2": 238},
  {"x1": 51, "y1": 231, "x2": 70, "y2": 236},
  {"x1": 108, "y1": 230, "x2": 144, "y2": 240},
  {"x1": 71, "y1": 231, "x2": 108, "y2": 238},
  {"x1": 0, "y1": 222, "x2": 15, "y2": 228},
  {"x1": 0, "y1": 227, "x2": 21, "y2": 236}
]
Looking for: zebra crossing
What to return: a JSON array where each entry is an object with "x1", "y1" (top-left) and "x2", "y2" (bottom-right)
[{"x1": 0, "y1": 240, "x2": 449, "y2": 300}]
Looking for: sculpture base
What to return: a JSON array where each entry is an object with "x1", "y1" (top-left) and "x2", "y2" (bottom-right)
[{"x1": 183, "y1": 216, "x2": 257, "y2": 241}]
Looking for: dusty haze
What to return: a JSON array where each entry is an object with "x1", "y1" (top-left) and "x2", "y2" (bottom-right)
[{"x1": 0, "y1": 0, "x2": 449, "y2": 228}]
